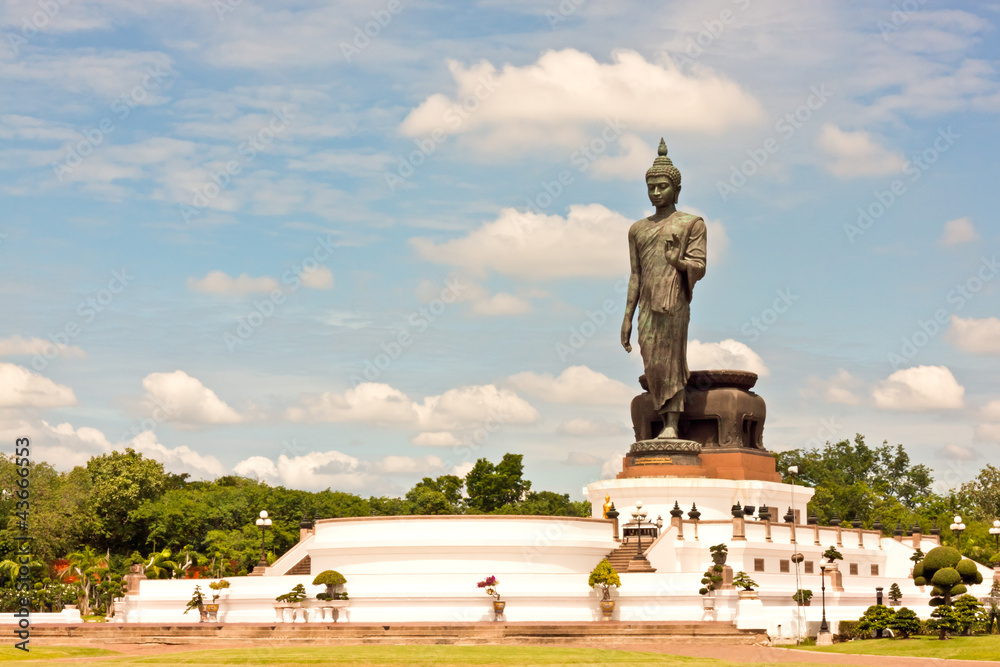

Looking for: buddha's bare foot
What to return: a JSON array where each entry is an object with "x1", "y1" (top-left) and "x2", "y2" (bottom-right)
[{"x1": 656, "y1": 426, "x2": 678, "y2": 440}]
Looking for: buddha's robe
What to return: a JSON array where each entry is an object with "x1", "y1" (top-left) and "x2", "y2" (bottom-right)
[{"x1": 627, "y1": 211, "x2": 707, "y2": 413}]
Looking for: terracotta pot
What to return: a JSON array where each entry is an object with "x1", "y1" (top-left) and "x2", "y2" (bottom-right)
[
  {"x1": 599, "y1": 599, "x2": 615, "y2": 621},
  {"x1": 492, "y1": 600, "x2": 506, "y2": 621}
]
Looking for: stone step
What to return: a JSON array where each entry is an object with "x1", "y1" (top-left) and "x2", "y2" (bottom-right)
[{"x1": 33, "y1": 622, "x2": 764, "y2": 646}]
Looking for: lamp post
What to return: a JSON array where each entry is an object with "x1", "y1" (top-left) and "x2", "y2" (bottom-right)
[
  {"x1": 950, "y1": 515, "x2": 966, "y2": 552},
  {"x1": 632, "y1": 501, "x2": 648, "y2": 558},
  {"x1": 990, "y1": 519, "x2": 1000, "y2": 553},
  {"x1": 255, "y1": 510, "x2": 272, "y2": 567},
  {"x1": 819, "y1": 565, "x2": 829, "y2": 634}
]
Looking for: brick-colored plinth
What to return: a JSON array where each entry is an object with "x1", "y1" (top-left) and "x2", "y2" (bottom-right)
[
  {"x1": 618, "y1": 449, "x2": 780, "y2": 482},
  {"x1": 32, "y1": 622, "x2": 766, "y2": 646}
]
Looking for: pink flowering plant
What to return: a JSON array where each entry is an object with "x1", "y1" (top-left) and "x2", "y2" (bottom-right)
[{"x1": 477, "y1": 575, "x2": 500, "y2": 600}]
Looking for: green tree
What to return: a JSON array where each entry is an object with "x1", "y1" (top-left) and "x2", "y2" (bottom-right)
[
  {"x1": 144, "y1": 548, "x2": 179, "y2": 580},
  {"x1": 958, "y1": 465, "x2": 1000, "y2": 522},
  {"x1": 930, "y1": 604, "x2": 960, "y2": 639},
  {"x1": 63, "y1": 546, "x2": 104, "y2": 616},
  {"x1": 87, "y1": 449, "x2": 169, "y2": 552},
  {"x1": 405, "y1": 475, "x2": 464, "y2": 514},
  {"x1": 465, "y1": 454, "x2": 530, "y2": 513},
  {"x1": 953, "y1": 594, "x2": 985, "y2": 636},
  {"x1": 857, "y1": 604, "x2": 895, "y2": 639},
  {"x1": 914, "y1": 546, "x2": 983, "y2": 639},
  {"x1": 889, "y1": 607, "x2": 921, "y2": 638}
]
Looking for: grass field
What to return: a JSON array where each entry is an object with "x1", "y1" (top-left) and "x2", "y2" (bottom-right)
[
  {"x1": 0, "y1": 646, "x2": 118, "y2": 662},
  {"x1": 0, "y1": 645, "x2": 815, "y2": 666},
  {"x1": 796, "y1": 634, "x2": 1000, "y2": 661}
]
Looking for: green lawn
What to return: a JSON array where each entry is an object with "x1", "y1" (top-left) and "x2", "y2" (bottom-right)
[
  {"x1": 0, "y1": 645, "x2": 813, "y2": 666},
  {"x1": 796, "y1": 634, "x2": 1000, "y2": 661},
  {"x1": 0, "y1": 646, "x2": 118, "y2": 661}
]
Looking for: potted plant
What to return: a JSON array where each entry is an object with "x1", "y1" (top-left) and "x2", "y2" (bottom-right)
[
  {"x1": 709, "y1": 544, "x2": 728, "y2": 566},
  {"x1": 732, "y1": 571, "x2": 758, "y2": 599},
  {"x1": 313, "y1": 570, "x2": 348, "y2": 600},
  {"x1": 588, "y1": 559, "x2": 621, "y2": 621},
  {"x1": 822, "y1": 545, "x2": 843, "y2": 566},
  {"x1": 887, "y1": 582, "x2": 902, "y2": 606},
  {"x1": 792, "y1": 589, "x2": 813, "y2": 606},
  {"x1": 183, "y1": 585, "x2": 206, "y2": 622},
  {"x1": 477, "y1": 575, "x2": 504, "y2": 620},
  {"x1": 274, "y1": 583, "x2": 308, "y2": 622},
  {"x1": 205, "y1": 579, "x2": 229, "y2": 621},
  {"x1": 699, "y1": 559, "x2": 724, "y2": 609}
]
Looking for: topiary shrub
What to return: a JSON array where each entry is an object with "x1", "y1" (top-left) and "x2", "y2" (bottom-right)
[
  {"x1": 931, "y1": 568, "x2": 961, "y2": 588},
  {"x1": 923, "y1": 546, "x2": 961, "y2": 571},
  {"x1": 913, "y1": 545, "x2": 982, "y2": 638},
  {"x1": 313, "y1": 570, "x2": 348, "y2": 600},
  {"x1": 836, "y1": 619, "x2": 862, "y2": 641},
  {"x1": 857, "y1": 604, "x2": 896, "y2": 639},
  {"x1": 889, "y1": 607, "x2": 921, "y2": 638},
  {"x1": 588, "y1": 558, "x2": 622, "y2": 601}
]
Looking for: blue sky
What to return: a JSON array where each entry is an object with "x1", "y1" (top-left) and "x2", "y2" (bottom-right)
[{"x1": 1, "y1": 0, "x2": 998, "y2": 498}]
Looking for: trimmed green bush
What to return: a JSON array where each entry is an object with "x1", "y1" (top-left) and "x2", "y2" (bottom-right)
[
  {"x1": 914, "y1": 576, "x2": 927, "y2": 586},
  {"x1": 313, "y1": 570, "x2": 347, "y2": 587},
  {"x1": 889, "y1": 607, "x2": 921, "y2": 638},
  {"x1": 956, "y1": 559, "x2": 978, "y2": 579},
  {"x1": 912, "y1": 561, "x2": 924, "y2": 579},
  {"x1": 931, "y1": 567, "x2": 961, "y2": 587},
  {"x1": 923, "y1": 546, "x2": 961, "y2": 571}
]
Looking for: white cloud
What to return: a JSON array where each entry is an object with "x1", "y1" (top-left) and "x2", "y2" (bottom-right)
[
  {"x1": 140, "y1": 370, "x2": 243, "y2": 427},
  {"x1": 565, "y1": 451, "x2": 606, "y2": 465},
  {"x1": 800, "y1": 369, "x2": 862, "y2": 405},
  {"x1": 233, "y1": 450, "x2": 445, "y2": 492},
  {"x1": 508, "y1": 366, "x2": 633, "y2": 405},
  {"x1": 687, "y1": 340, "x2": 769, "y2": 376},
  {"x1": 0, "y1": 363, "x2": 77, "y2": 407},
  {"x1": 600, "y1": 452, "x2": 626, "y2": 480},
  {"x1": 0, "y1": 335, "x2": 86, "y2": 360},
  {"x1": 300, "y1": 265, "x2": 334, "y2": 290},
  {"x1": 947, "y1": 316, "x2": 1000, "y2": 355},
  {"x1": 288, "y1": 382, "x2": 539, "y2": 432},
  {"x1": 980, "y1": 400, "x2": 1000, "y2": 421},
  {"x1": 559, "y1": 420, "x2": 626, "y2": 437},
  {"x1": 410, "y1": 431, "x2": 461, "y2": 447},
  {"x1": 943, "y1": 443, "x2": 977, "y2": 461},
  {"x1": 470, "y1": 292, "x2": 532, "y2": 316},
  {"x1": 816, "y1": 124, "x2": 907, "y2": 178},
  {"x1": 412, "y1": 204, "x2": 629, "y2": 280},
  {"x1": 939, "y1": 217, "x2": 979, "y2": 246},
  {"x1": 976, "y1": 423, "x2": 1000, "y2": 444},
  {"x1": 871, "y1": 365, "x2": 964, "y2": 411},
  {"x1": 128, "y1": 430, "x2": 227, "y2": 478},
  {"x1": 187, "y1": 271, "x2": 280, "y2": 295},
  {"x1": 400, "y1": 49, "x2": 765, "y2": 153}
]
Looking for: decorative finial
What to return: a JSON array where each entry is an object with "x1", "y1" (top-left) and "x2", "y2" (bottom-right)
[{"x1": 657, "y1": 137, "x2": 667, "y2": 156}]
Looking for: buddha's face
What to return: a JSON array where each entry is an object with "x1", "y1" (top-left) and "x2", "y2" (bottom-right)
[{"x1": 647, "y1": 175, "x2": 677, "y2": 208}]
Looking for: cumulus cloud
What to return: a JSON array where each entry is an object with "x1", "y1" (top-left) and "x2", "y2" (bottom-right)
[
  {"x1": 128, "y1": 430, "x2": 227, "y2": 478},
  {"x1": 233, "y1": 450, "x2": 447, "y2": 492},
  {"x1": 470, "y1": 292, "x2": 532, "y2": 316},
  {"x1": 187, "y1": 271, "x2": 280, "y2": 295},
  {"x1": 412, "y1": 204, "x2": 629, "y2": 280},
  {"x1": 871, "y1": 365, "x2": 964, "y2": 411},
  {"x1": 800, "y1": 369, "x2": 863, "y2": 405},
  {"x1": 977, "y1": 423, "x2": 1000, "y2": 444},
  {"x1": 980, "y1": 400, "x2": 1000, "y2": 421},
  {"x1": 410, "y1": 432, "x2": 461, "y2": 447},
  {"x1": 947, "y1": 316, "x2": 1000, "y2": 355},
  {"x1": 300, "y1": 265, "x2": 334, "y2": 290},
  {"x1": 400, "y1": 49, "x2": 765, "y2": 154},
  {"x1": 565, "y1": 451, "x2": 606, "y2": 465},
  {"x1": 0, "y1": 336, "x2": 86, "y2": 360},
  {"x1": 943, "y1": 443, "x2": 977, "y2": 461},
  {"x1": 600, "y1": 451, "x2": 627, "y2": 480},
  {"x1": 140, "y1": 370, "x2": 243, "y2": 427},
  {"x1": 508, "y1": 366, "x2": 633, "y2": 405},
  {"x1": 939, "y1": 217, "x2": 979, "y2": 245},
  {"x1": 0, "y1": 363, "x2": 77, "y2": 407},
  {"x1": 287, "y1": 382, "x2": 540, "y2": 433},
  {"x1": 559, "y1": 420, "x2": 627, "y2": 437},
  {"x1": 816, "y1": 124, "x2": 907, "y2": 178},
  {"x1": 687, "y1": 340, "x2": 769, "y2": 376}
]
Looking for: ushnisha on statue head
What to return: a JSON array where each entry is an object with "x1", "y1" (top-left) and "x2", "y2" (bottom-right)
[{"x1": 645, "y1": 138, "x2": 682, "y2": 209}]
